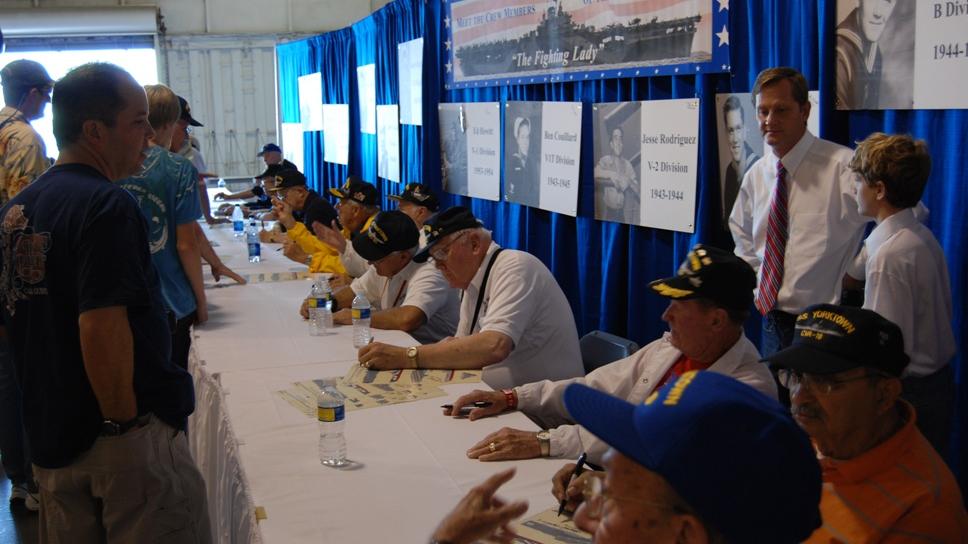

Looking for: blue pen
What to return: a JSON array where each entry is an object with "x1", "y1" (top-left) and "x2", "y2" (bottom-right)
[{"x1": 558, "y1": 452, "x2": 587, "y2": 516}]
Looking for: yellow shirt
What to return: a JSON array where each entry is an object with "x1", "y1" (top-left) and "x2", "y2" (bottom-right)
[{"x1": 0, "y1": 107, "x2": 49, "y2": 205}]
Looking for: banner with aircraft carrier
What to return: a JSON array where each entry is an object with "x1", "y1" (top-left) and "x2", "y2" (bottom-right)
[{"x1": 444, "y1": 0, "x2": 730, "y2": 89}]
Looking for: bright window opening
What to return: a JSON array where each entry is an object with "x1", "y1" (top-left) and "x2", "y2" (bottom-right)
[{"x1": 0, "y1": 48, "x2": 158, "y2": 158}]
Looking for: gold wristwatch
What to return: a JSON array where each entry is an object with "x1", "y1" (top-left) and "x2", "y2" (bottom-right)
[
  {"x1": 406, "y1": 346, "x2": 419, "y2": 368},
  {"x1": 536, "y1": 430, "x2": 551, "y2": 457}
]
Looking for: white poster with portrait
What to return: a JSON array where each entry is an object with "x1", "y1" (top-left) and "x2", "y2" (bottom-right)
[
  {"x1": 357, "y1": 64, "x2": 377, "y2": 134},
  {"x1": 536, "y1": 102, "x2": 582, "y2": 217},
  {"x1": 836, "y1": 0, "x2": 968, "y2": 109},
  {"x1": 504, "y1": 101, "x2": 582, "y2": 215},
  {"x1": 297, "y1": 72, "x2": 323, "y2": 131},
  {"x1": 639, "y1": 99, "x2": 700, "y2": 233},
  {"x1": 714, "y1": 91, "x2": 819, "y2": 223},
  {"x1": 438, "y1": 102, "x2": 501, "y2": 201},
  {"x1": 398, "y1": 38, "x2": 424, "y2": 126},
  {"x1": 322, "y1": 104, "x2": 349, "y2": 165},
  {"x1": 377, "y1": 105, "x2": 400, "y2": 183},
  {"x1": 280, "y1": 122, "x2": 305, "y2": 172}
]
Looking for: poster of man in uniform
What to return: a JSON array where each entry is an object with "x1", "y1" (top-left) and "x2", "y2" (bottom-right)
[
  {"x1": 715, "y1": 91, "x2": 820, "y2": 223},
  {"x1": 593, "y1": 99, "x2": 699, "y2": 232},
  {"x1": 714, "y1": 94, "x2": 761, "y2": 224},
  {"x1": 504, "y1": 101, "x2": 542, "y2": 208},
  {"x1": 504, "y1": 101, "x2": 582, "y2": 216},
  {"x1": 438, "y1": 102, "x2": 501, "y2": 201},
  {"x1": 444, "y1": 0, "x2": 729, "y2": 89},
  {"x1": 592, "y1": 102, "x2": 641, "y2": 225},
  {"x1": 835, "y1": 0, "x2": 914, "y2": 109},
  {"x1": 439, "y1": 105, "x2": 468, "y2": 196}
]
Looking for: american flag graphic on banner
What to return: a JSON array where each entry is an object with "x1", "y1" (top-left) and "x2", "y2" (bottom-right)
[{"x1": 444, "y1": 0, "x2": 729, "y2": 89}]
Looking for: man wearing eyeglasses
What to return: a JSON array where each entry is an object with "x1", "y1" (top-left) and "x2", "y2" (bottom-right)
[
  {"x1": 308, "y1": 176, "x2": 380, "y2": 279},
  {"x1": 357, "y1": 206, "x2": 583, "y2": 389},
  {"x1": 430, "y1": 372, "x2": 823, "y2": 543},
  {"x1": 765, "y1": 303, "x2": 966, "y2": 543},
  {"x1": 0, "y1": 60, "x2": 52, "y2": 205},
  {"x1": 316, "y1": 210, "x2": 458, "y2": 344}
]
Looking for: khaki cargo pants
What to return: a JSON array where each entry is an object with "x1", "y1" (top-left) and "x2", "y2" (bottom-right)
[{"x1": 33, "y1": 415, "x2": 211, "y2": 544}]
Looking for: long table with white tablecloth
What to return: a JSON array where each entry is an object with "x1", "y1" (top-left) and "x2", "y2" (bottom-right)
[{"x1": 188, "y1": 221, "x2": 566, "y2": 543}]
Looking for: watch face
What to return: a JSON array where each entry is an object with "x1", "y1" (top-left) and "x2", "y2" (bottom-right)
[
  {"x1": 537, "y1": 431, "x2": 550, "y2": 441},
  {"x1": 407, "y1": 346, "x2": 418, "y2": 357}
]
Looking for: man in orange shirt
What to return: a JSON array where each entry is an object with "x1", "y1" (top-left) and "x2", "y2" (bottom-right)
[{"x1": 766, "y1": 304, "x2": 966, "y2": 543}]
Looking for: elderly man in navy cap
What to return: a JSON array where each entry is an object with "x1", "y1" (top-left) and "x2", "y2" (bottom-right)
[
  {"x1": 765, "y1": 304, "x2": 966, "y2": 543},
  {"x1": 443, "y1": 244, "x2": 775, "y2": 465},
  {"x1": 431, "y1": 372, "x2": 823, "y2": 543},
  {"x1": 318, "y1": 210, "x2": 459, "y2": 344},
  {"x1": 357, "y1": 206, "x2": 584, "y2": 390}
]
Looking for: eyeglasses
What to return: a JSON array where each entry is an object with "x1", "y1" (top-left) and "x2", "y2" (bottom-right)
[
  {"x1": 580, "y1": 472, "x2": 683, "y2": 521},
  {"x1": 776, "y1": 369, "x2": 890, "y2": 395},
  {"x1": 429, "y1": 231, "x2": 469, "y2": 262}
]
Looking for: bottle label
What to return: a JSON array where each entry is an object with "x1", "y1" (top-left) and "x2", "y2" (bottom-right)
[
  {"x1": 309, "y1": 297, "x2": 328, "y2": 308},
  {"x1": 233, "y1": 220, "x2": 244, "y2": 231},
  {"x1": 352, "y1": 308, "x2": 371, "y2": 320},
  {"x1": 248, "y1": 243, "x2": 261, "y2": 256},
  {"x1": 317, "y1": 404, "x2": 345, "y2": 422}
]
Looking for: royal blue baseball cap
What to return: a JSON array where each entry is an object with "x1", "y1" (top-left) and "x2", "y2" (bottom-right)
[{"x1": 564, "y1": 372, "x2": 822, "y2": 543}]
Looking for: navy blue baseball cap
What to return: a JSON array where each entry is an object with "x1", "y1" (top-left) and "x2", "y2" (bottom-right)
[
  {"x1": 388, "y1": 182, "x2": 440, "y2": 212},
  {"x1": 764, "y1": 303, "x2": 909, "y2": 377},
  {"x1": 257, "y1": 143, "x2": 282, "y2": 156},
  {"x1": 648, "y1": 244, "x2": 757, "y2": 313},
  {"x1": 564, "y1": 372, "x2": 822, "y2": 543},
  {"x1": 328, "y1": 175, "x2": 379, "y2": 207},
  {"x1": 412, "y1": 206, "x2": 482, "y2": 263},
  {"x1": 352, "y1": 210, "x2": 420, "y2": 262}
]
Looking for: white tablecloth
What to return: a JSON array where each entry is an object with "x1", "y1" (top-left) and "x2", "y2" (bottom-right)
[{"x1": 189, "y1": 224, "x2": 564, "y2": 543}]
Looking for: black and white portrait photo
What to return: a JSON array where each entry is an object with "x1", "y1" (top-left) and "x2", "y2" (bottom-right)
[
  {"x1": 503, "y1": 102, "x2": 541, "y2": 208},
  {"x1": 438, "y1": 105, "x2": 468, "y2": 196},
  {"x1": 836, "y1": 0, "x2": 915, "y2": 109},
  {"x1": 715, "y1": 94, "x2": 762, "y2": 224},
  {"x1": 592, "y1": 102, "x2": 641, "y2": 225}
]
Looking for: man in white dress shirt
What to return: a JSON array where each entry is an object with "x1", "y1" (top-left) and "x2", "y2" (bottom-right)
[
  {"x1": 443, "y1": 245, "x2": 776, "y2": 465},
  {"x1": 844, "y1": 132, "x2": 955, "y2": 456},
  {"x1": 730, "y1": 67, "x2": 867, "y2": 360},
  {"x1": 324, "y1": 210, "x2": 459, "y2": 345},
  {"x1": 357, "y1": 206, "x2": 584, "y2": 390}
]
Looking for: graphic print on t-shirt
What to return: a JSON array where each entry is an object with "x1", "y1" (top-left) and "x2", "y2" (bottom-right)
[{"x1": 0, "y1": 204, "x2": 51, "y2": 313}]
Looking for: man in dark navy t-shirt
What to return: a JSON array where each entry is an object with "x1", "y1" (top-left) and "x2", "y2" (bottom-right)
[{"x1": 0, "y1": 63, "x2": 210, "y2": 543}]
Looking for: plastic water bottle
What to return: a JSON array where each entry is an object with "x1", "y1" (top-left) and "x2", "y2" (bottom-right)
[
  {"x1": 317, "y1": 380, "x2": 347, "y2": 467},
  {"x1": 307, "y1": 277, "x2": 333, "y2": 336},
  {"x1": 351, "y1": 291, "x2": 372, "y2": 348},
  {"x1": 217, "y1": 177, "x2": 226, "y2": 188},
  {"x1": 232, "y1": 205, "x2": 244, "y2": 238},
  {"x1": 246, "y1": 219, "x2": 261, "y2": 263}
]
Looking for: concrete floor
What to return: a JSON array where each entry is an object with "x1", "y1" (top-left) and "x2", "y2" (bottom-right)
[{"x1": 0, "y1": 468, "x2": 38, "y2": 544}]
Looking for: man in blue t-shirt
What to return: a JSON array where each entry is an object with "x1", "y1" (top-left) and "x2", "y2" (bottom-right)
[
  {"x1": 120, "y1": 84, "x2": 205, "y2": 371},
  {"x1": 0, "y1": 63, "x2": 209, "y2": 542}
]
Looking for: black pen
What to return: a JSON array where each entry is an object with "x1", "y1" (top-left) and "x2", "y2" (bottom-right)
[
  {"x1": 558, "y1": 452, "x2": 587, "y2": 516},
  {"x1": 440, "y1": 401, "x2": 492, "y2": 409}
]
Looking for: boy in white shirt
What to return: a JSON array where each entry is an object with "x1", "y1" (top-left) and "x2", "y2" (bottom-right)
[{"x1": 847, "y1": 132, "x2": 955, "y2": 457}]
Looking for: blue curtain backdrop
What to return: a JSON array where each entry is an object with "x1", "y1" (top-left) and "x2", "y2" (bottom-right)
[{"x1": 278, "y1": 0, "x2": 967, "y2": 483}]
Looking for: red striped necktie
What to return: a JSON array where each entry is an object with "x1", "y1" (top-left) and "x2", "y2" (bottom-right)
[{"x1": 756, "y1": 160, "x2": 788, "y2": 315}]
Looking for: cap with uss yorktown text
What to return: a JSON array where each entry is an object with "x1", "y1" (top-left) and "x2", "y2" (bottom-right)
[
  {"x1": 257, "y1": 143, "x2": 282, "y2": 156},
  {"x1": 764, "y1": 303, "x2": 909, "y2": 377},
  {"x1": 563, "y1": 372, "x2": 822, "y2": 544}
]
